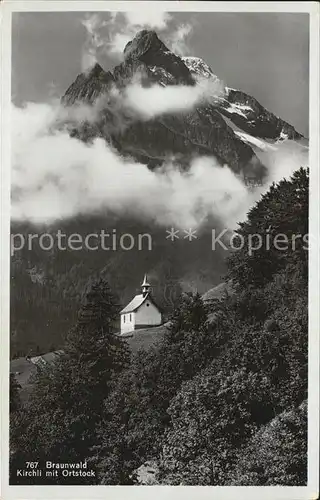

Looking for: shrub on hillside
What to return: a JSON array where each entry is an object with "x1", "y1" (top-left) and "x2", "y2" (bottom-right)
[
  {"x1": 227, "y1": 167, "x2": 308, "y2": 288},
  {"x1": 227, "y1": 401, "x2": 307, "y2": 485}
]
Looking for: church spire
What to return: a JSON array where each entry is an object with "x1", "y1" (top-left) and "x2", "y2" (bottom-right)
[{"x1": 141, "y1": 274, "x2": 151, "y2": 296}]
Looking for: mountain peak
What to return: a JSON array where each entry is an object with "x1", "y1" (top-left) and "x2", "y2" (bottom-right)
[
  {"x1": 123, "y1": 29, "x2": 170, "y2": 61},
  {"x1": 121, "y1": 30, "x2": 194, "y2": 85},
  {"x1": 87, "y1": 62, "x2": 104, "y2": 77},
  {"x1": 62, "y1": 62, "x2": 114, "y2": 106}
]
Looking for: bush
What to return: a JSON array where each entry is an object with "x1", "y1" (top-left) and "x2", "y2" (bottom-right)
[{"x1": 228, "y1": 401, "x2": 307, "y2": 485}]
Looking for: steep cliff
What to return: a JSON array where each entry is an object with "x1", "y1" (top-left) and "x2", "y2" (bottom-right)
[{"x1": 61, "y1": 30, "x2": 303, "y2": 182}]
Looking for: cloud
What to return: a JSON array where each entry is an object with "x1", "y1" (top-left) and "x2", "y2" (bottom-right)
[
  {"x1": 104, "y1": 12, "x2": 172, "y2": 58},
  {"x1": 258, "y1": 139, "x2": 309, "y2": 185},
  {"x1": 11, "y1": 100, "x2": 308, "y2": 230},
  {"x1": 80, "y1": 11, "x2": 192, "y2": 62},
  {"x1": 122, "y1": 77, "x2": 225, "y2": 119},
  {"x1": 81, "y1": 14, "x2": 105, "y2": 71},
  {"x1": 107, "y1": 31, "x2": 133, "y2": 57},
  {"x1": 80, "y1": 11, "x2": 173, "y2": 62},
  {"x1": 60, "y1": 71, "x2": 225, "y2": 125},
  {"x1": 124, "y1": 11, "x2": 172, "y2": 31},
  {"x1": 166, "y1": 23, "x2": 193, "y2": 56},
  {"x1": 10, "y1": 101, "x2": 250, "y2": 228}
]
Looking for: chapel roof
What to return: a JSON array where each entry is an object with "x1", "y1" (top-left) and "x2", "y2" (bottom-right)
[{"x1": 120, "y1": 292, "x2": 160, "y2": 314}]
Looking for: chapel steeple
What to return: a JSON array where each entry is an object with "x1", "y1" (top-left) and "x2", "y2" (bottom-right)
[{"x1": 141, "y1": 274, "x2": 151, "y2": 296}]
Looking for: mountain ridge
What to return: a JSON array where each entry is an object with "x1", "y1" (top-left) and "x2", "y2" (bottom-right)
[{"x1": 61, "y1": 29, "x2": 304, "y2": 184}]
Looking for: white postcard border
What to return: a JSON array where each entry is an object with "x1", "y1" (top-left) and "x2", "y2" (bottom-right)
[{"x1": 1, "y1": 2, "x2": 319, "y2": 500}]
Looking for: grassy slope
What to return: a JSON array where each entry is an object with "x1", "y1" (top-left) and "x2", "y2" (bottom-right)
[{"x1": 119, "y1": 324, "x2": 169, "y2": 354}]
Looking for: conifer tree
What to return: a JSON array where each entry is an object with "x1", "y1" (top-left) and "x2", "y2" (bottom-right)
[
  {"x1": 227, "y1": 167, "x2": 308, "y2": 288},
  {"x1": 10, "y1": 373, "x2": 21, "y2": 414},
  {"x1": 10, "y1": 279, "x2": 130, "y2": 484},
  {"x1": 66, "y1": 278, "x2": 130, "y2": 385}
]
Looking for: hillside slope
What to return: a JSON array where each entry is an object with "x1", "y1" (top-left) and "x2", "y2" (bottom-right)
[{"x1": 11, "y1": 30, "x2": 306, "y2": 358}]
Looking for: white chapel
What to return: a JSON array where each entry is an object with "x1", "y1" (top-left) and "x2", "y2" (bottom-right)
[{"x1": 120, "y1": 275, "x2": 162, "y2": 334}]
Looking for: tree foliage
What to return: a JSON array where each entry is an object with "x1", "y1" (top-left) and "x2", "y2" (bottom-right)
[
  {"x1": 10, "y1": 373, "x2": 21, "y2": 414},
  {"x1": 92, "y1": 292, "x2": 217, "y2": 484},
  {"x1": 10, "y1": 279, "x2": 130, "y2": 484},
  {"x1": 227, "y1": 167, "x2": 308, "y2": 288},
  {"x1": 159, "y1": 168, "x2": 308, "y2": 485},
  {"x1": 227, "y1": 401, "x2": 307, "y2": 485},
  {"x1": 10, "y1": 169, "x2": 309, "y2": 486}
]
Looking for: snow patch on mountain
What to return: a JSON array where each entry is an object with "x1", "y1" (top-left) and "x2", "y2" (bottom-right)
[
  {"x1": 225, "y1": 86, "x2": 237, "y2": 94},
  {"x1": 277, "y1": 129, "x2": 289, "y2": 142},
  {"x1": 182, "y1": 56, "x2": 217, "y2": 79},
  {"x1": 234, "y1": 131, "x2": 277, "y2": 152},
  {"x1": 224, "y1": 102, "x2": 254, "y2": 118},
  {"x1": 148, "y1": 65, "x2": 176, "y2": 86}
]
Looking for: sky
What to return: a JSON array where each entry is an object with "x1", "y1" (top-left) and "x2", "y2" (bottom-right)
[{"x1": 11, "y1": 12, "x2": 309, "y2": 137}]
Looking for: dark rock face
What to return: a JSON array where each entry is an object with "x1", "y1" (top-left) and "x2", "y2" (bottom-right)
[
  {"x1": 113, "y1": 59, "x2": 150, "y2": 87},
  {"x1": 123, "y1": 30, "x2": 194, "y2": 85},
  {"x1": 61, "y1": 29, "x2": 303, "y2": 181},
  {"x1": 124, "y1": 30, "x2": 168, "y2": 60},
  {"x1": 116, "y1": 105, "x2": 259, "y2": 175},
  {"x1": 62, "y1": 63, "x2": 115, "y2": 106},
  {"x1": 218, "y1": 88, "x2": 303, "y2": 140}
]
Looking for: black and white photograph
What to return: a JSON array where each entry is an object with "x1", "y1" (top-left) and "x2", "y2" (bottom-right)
[{"x1": 1, "y1": 1, "x2": 319, "y2": 498}]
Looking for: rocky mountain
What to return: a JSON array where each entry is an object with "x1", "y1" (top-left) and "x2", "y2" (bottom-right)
[
  {"x1": 219, "y1": 86, "x2": 303, "y2": 141},
  {"x1": 62, "y1": 29, "x2": 303, "y2": 180},
  {"x1": 61, "y1": 63, "x2": 115, "y2": 106}
]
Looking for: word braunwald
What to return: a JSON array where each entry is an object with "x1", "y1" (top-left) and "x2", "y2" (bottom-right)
[{"x1": 45, "y1": 460, "x2": 88, "y2": 469}]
